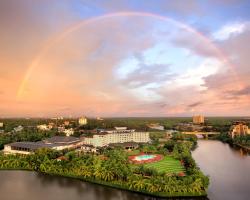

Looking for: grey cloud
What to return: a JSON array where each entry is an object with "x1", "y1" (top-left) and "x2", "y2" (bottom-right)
[
  {"x1": 123, "y1": 63, "x2": 172, "y2": 87},
  {"x1": 119, "y1": 52, "x2": 172, "y2": 88},
  {"x1": 171, "y1": 32, "x2": 219, "y2": 58},
  {"x1": 227, "y1": 86, "x2": 250, "y2": 96},
  {"x1": 188, "y1": 101, "x2": 203, "y2": 108}
]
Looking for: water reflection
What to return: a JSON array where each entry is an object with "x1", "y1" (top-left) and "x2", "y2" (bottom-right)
[
  {"x1": 192, "y1": 140, "x2": 250, "y2": 200},
  {"x1": 0, "y1": 170, "x2": 207, "y2": 200}
]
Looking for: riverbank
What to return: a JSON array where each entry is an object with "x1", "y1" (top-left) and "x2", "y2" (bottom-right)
[
  {"x1": 210, "y1": 134, "x2": 250, "y2": 154},
  {"x1": 233, "y1": 143, "x2": 250, "y2": 152}
]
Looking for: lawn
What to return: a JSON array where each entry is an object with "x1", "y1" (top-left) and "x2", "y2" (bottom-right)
[{"x1": 143, "y1": 156, "x2": 185, "y2": 174}]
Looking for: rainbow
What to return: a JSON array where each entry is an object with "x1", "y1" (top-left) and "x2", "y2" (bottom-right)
[{"x1": 17, "y1": 11, "x2": 240, "y2": 98}]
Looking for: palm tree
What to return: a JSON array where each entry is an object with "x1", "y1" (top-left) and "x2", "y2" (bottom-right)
[
  {"x1": 94, "y1": 167, "x2": 103, "y2": 180},
  {"x1": 102, "y1": 169, "x2": 114, "y2": 181}
]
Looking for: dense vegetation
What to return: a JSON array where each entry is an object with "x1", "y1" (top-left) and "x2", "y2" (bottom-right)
[
  {"x1": 216, "y1": 132, "x2": 250, "y2": 148},
  {"x1": 0, "y1": 128, "x2": 61, "y2": 150},
  {"x1": 0, "y1": 137, "x2": 209, "y2": 197}
]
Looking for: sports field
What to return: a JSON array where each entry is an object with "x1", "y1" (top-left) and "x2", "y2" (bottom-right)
[{"x1": 143, "y1": 156, "x2": 185, "y2": 174}]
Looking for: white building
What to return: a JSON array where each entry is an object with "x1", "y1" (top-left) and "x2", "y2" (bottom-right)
[
  {"x1": 83, "y1": 127, "x2": 150, "y2": 147},
  {"x1": 79, "y1": 117, "x2": 87, "y2": 125},
  {"x1": 64, "y1": 128, "x2": 74, "y2": 136},
  {"x1": 13, "y1": 125, "x2": 23, "y2": 132},
  {"x1": 37, "y1": 124, "x2": 52, "y2": 131}
]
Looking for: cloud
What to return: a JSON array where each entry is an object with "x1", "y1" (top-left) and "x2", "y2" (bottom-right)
[
  {"x1": 201, "y1": 21, "x2": 250, "y2": 114},
  {"x1": 171, "y1": 31, "x2": 219, "y2": 58},
  {"x1": 212, "y1": 21, "x2": 248, "y2": 41},
  {"x1": 227, "y1": 86, "x2": 250, "y2": 96},
  {"x1": 118, "y1": 54, "x2": 172, "y2": 88},
  {"x1": 188, "y1": 101, "x2": 203, "y2": 108}
]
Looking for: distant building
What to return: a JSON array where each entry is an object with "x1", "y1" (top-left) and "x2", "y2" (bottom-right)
[
  {"x1": 64, "y1": 128, "x2": 74, "y2": 136},
  {"x1": 82, "y1": 127, "x2": 150, "y2": 147},
  {"x1": 58, "y1": 126, "x2": 65, "y2": 132},
  {"x1": 51, "y1": 116, "x2": 63, "y2": 120},
  {"x1": 79, "y1": 117, "x2": 87, "y2": 125},
  {"x1": 147, "y1": 123, "x2": 164, "y2": 131},
  {"x1": 64, "y1": 121, "x2": 70, "y2": 126},
  {"x1": 96, "y1": 117, "x2": 104, "y2": 121},
  {"x1": 4, "y1": 136, "x2": 83, "y2": 154},
  {"x1": 229, "y1": 122, "x2": 250, "y2": 138},
  {"x1": 193, "y1": 115, "x2": 204, "y2": 124},
  {"x1": 13, "y1": 125, "x2": 23, "y2": 132},
  {"x1": 37, "y1": 124, "x2": 52, "y2": 131},
  {"x1": 81, "y1": 144, "x2": 98, "y2": 153},
  {"x1": 0, "y1": 122, "x2": 3, "y2": 133}
]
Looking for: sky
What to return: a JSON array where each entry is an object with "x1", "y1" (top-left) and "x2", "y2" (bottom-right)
[{"x1": 0, "y1": 0, "x2": 250, "y2": 117}]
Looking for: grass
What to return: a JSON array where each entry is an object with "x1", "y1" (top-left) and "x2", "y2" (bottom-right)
[{"x1": 142, "y1": 156, "x2": 185, "y2": 174}]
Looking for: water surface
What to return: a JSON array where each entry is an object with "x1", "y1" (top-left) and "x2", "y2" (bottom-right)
[{"x1": 192, "y1": 140, "x2": 250, "y2": 200}]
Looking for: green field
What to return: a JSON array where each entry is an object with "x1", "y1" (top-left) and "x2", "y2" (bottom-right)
[{"x1": 143, "y1": 156, "x2": 185, "y2": 174}]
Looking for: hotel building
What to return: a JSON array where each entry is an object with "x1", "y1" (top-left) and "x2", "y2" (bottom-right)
[
  {"x1": 193, "y1": 115, "x2": 205, "y2": 124},
  {"x1": 79, "y1": 117, "x2": 88, "y2": 125},
  {"x1": 83, "y1": 127, "x2": 150, "y2": 147},
  {"x1": 229, "y1": 122, "x2": 250, "y2": 138}
]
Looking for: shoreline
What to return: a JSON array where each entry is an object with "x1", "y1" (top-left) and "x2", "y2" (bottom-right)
[
  {"x1": 233, "y1": 143, "x2": 250, "y2": 153},
  {"x1": 0, "y1": 168, "x2": 208, "y2": 198}
]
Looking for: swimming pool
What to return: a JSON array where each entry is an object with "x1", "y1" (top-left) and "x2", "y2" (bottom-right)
[{"x1": 133, "y1": 154, "x2": 156, "y2": 161}]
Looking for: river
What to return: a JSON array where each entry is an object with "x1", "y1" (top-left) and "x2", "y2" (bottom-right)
[
  {"x1": 0, "y1": 140, "x2": 249, "y2": 200},
  {"x1": 192, "y1": 140, "x2": 250, "y2": 200}
]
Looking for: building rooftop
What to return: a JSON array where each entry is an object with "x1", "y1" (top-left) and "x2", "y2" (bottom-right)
[
  {"x1": 7, "y1": 142, "x2": 54, "y2": 150},
  {"x1": 43, "y1": 136, "x2": 80, "y2": 144}
]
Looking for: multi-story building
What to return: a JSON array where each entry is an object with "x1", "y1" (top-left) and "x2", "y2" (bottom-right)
[
  {"x1": 229, "y1": 122, "x2": 250, "y2": 138},
  {"x1": 0, "y1": 122, "x2": 3, "y2": 133},
  {"x1": 79, "y1": 117, "x2": 87, "y2": 125},
  {"x1": 37, "y1": 124, "x2": 52, "y2": 131},
  {"x1": 193, "y1": 115, "x2": 204, "y2": 124},
  {"x1": 82, "y1": 127, "x2": 150, "y2": 147}
]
